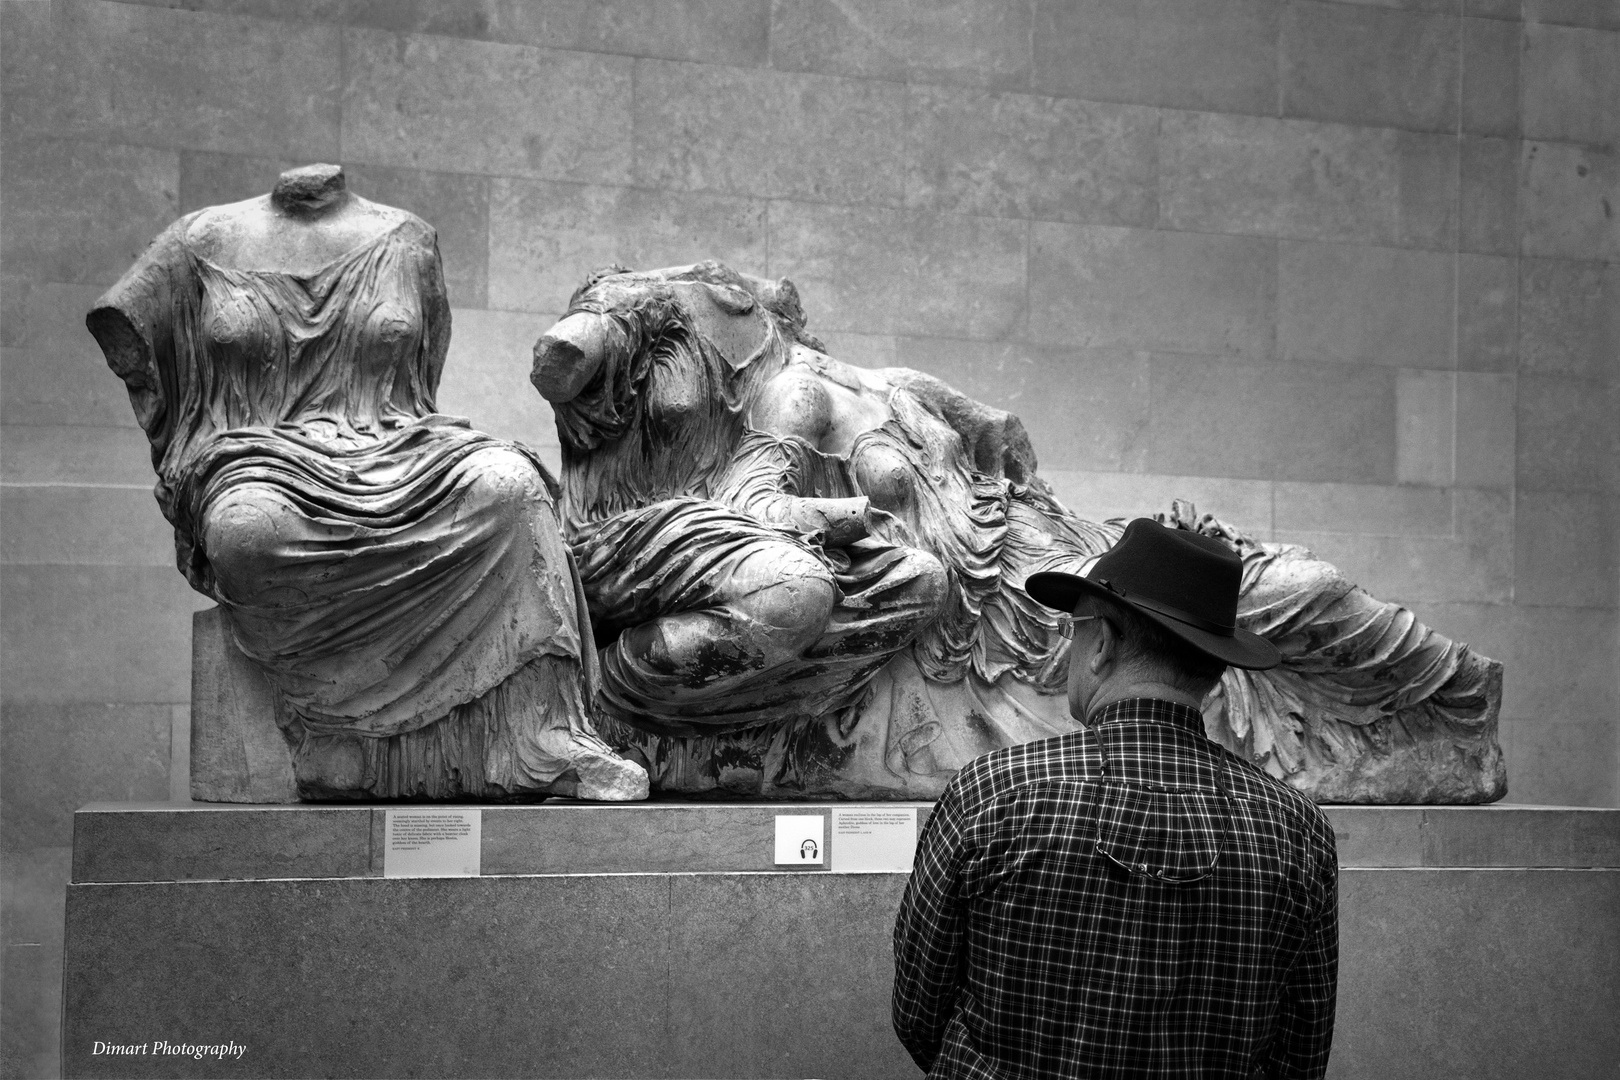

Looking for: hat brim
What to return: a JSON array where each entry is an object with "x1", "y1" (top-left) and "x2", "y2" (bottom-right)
[{"x1": 1024, "y1": 569, "x2": 1281, "y2": 671}]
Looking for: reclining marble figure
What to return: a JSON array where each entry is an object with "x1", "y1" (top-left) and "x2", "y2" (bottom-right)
[
  {"x1": 87, "y1": 164, "x2": 647, "y2": 802},
  {"x1": 532, "y1": 261, "x2": 1506, "y2": 803}
]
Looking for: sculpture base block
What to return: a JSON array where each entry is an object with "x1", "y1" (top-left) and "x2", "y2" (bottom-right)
[
  {"x1": 189, "y1": 607, "x2": 294, "y2": 803},
  {"x1": 63, "y1": 803, "x2": 1618, "y2": 1080}
]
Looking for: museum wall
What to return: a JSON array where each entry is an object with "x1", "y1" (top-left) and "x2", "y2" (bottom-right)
[{"x1": 2, "y1": 0, "x2": 1616, "y2": 1075}]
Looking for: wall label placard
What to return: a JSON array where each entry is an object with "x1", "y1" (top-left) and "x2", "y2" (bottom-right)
[
  {"x1": 384, "y1": 808, "x2": 481, "y2": 878},
  {"x1": 831, "y1": 808, "x2": 918, "y2": 874},
  {"x1": 774, "y1": 814, "x2": 825, "y2": 866}
]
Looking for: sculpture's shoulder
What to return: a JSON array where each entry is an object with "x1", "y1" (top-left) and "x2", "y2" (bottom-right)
[
  {"x1": 94, "y1": 211, "x2": 203, "y2": 303},
  {"x1": 182, "y1": 195, "x2": 281, "y2": 265},
  {"x1": 87, "y1": 210, "x2": 211, "y2": 379},
  {"x1": 379, "y1": 209, "x2": 438, "y2": 253},
  {"x1": 780, "y1": 343, "x2": 893, "y2": 393}
]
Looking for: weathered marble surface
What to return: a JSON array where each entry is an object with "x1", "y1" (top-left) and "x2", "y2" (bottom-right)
[
  {"x1": 531, "y1": 260, "x2": 1505, "y2": 804},
  {"x1": 88, "y1": 165, "x2": 644, "y2": 802},
  {"x1": 189, "y1": 606, "x2": 294, "y2": 804}
]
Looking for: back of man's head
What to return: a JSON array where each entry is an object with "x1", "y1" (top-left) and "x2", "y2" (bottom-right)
[
  {"x1": 1092, "y1": 594, "x2": 1227, "y2": 700},
  {"x1": 1026, "y1": 519, "x2": 1281, "y2": 712}
]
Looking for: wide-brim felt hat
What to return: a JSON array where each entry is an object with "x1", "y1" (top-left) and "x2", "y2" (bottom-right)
[{"x1": 1025, "y1": 518, "x2": 1281, "y2": 671}]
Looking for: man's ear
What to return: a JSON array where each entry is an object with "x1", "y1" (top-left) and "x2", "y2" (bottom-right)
[{"x1": 1088, "y1": 615, "x2": 1121, "y2": 676}]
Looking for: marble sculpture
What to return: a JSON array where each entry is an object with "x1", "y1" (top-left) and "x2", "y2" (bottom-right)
[
  {"x1": 532, "y1": 261, "x2": 1507, "y2": 804},
  {"x1": 87, "y1": 165, "x2": 646, "y2": 802},
  {"x1": 87, "y1": 161, "x2": 1506, "y2": 806}
]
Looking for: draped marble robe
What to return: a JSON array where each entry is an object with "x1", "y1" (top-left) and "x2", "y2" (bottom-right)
[
  {"x1": 88, "y1": 209, "x2": 640, "y2": 800},
  {"x1": 535, "y1": 262, "x2": 1505, "y2": 804}
]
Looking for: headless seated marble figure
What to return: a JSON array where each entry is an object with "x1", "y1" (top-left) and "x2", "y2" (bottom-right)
[
  {"x1": 88, "y1": 164, "x2": 646, "y2": 801},
  {"x1": 532, "y1": 262, "x2": 1505, "y2": 803}
]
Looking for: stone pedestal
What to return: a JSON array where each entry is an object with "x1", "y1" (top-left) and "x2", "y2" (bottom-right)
[{"x1": 63, "y1": 803, "x2": 1619, "y2": 1079}]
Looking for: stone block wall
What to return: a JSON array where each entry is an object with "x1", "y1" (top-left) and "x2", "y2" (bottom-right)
[{"x1": 2, "y1": 1, "x2": 1616, "y2": 1075}]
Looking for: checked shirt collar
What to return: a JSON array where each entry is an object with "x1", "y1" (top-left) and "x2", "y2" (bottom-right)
[
  {"x1": 1083, "y1": 697, "x2": 1234, "y2": 810},
  {"x1": 1087, "y1": 696, "x2": 1207, "y2": 734}
]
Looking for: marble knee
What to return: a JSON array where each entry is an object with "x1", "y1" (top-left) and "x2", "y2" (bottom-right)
[
  {"x1": 887, "y1": 547, "x2": 949, "y2": 628},
  {"x1": 201, "y1": 484, "x2": 305, "y2": 607},
  {"x1": 452, "y1": 446, "x2": 552, "y2": 527},
  {"x1": 729, "y1": 544, "x2": 839, "y2": 653},
  {"x1": 614, "y1": 543, "x2": 837, "y2": 687}
]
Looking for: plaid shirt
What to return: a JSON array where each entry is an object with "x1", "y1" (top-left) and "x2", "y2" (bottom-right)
[{"x1": 893, "y1": 698, "x2": 1338, "y2": 1079}]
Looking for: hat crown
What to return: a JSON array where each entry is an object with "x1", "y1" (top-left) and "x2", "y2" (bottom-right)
[{"x1": 1089, "y1": 520, "x2": 1240, "y2": 631}]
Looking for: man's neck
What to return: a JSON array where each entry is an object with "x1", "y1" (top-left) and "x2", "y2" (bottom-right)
[{"x1": 1084, "y1": 679, "x2": 1205, "y2": 723}]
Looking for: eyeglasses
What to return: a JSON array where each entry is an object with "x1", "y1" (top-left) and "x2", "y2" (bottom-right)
[{"x1": 1055, "y1": 614, "x2": 1101, "y2": 640}]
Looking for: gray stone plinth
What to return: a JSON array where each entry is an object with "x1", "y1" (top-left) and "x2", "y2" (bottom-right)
[{"x1": 63, "y1": 803, "x2": 1620, "y2": 1080}]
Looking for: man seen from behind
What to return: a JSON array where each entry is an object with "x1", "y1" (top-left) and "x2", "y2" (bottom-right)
[{"x1": 892, "y1": 518, "x2": 1339, "y2": 1078}]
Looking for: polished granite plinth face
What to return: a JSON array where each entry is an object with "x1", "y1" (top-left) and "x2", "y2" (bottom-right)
[{"x1": 63, "y1": 803, "x2": 1620, "y2": 1080}]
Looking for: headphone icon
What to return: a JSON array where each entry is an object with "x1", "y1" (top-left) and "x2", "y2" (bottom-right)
[{"x1": 800, "y1": 838, "x2": 819, "y2": 860}]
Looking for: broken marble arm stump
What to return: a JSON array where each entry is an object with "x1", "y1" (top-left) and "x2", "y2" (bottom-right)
[{"x1": 190, "y1": 606, "x2": 296, "y2": 803}]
